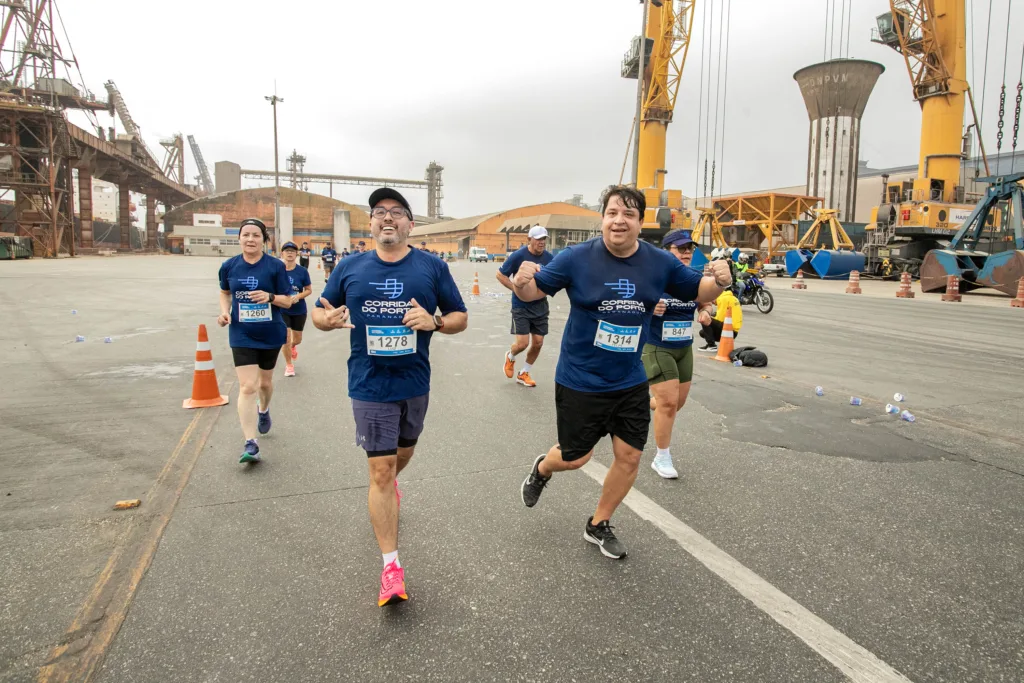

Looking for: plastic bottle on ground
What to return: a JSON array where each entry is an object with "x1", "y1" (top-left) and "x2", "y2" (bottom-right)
[
  {"x1": 850, "y1": 397, "x2": 863, "y2": 406},
  {"x1": 815, "y1": 386, "x2": 824, "y2": 396},
  {"x1": 885, "y1": 404, "x2": 900, "y2": 415},
  {"x1": 733, "y1": 360, "x2": 743, "y2": 367},
  {"x1": 900, "y1": 410, "x2": 916, "y2": 422},
  {"x1": 894, "y1": 393, "x2": 905, "y2": 402},
  {"x1": 75, "y1": 335, "x2": 85, "y2": 342}
]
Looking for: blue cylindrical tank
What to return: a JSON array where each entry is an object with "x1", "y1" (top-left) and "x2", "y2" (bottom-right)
[
  {"x1": 690, "y1": 248, "x2": 709, "y2": 271},
  {"x1": 810, "y1": 250, "x2": 866, "y2": 279},
  {"x1": 785, "y1": 249, "x2": 814, "y2": 276}
]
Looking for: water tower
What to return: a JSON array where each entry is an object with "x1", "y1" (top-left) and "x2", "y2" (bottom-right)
[{"x1": 793, "y1": 59, "x2": 885, "y2": 222}]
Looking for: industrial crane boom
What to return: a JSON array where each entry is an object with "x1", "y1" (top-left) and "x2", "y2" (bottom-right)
[
  {"x1": 874, "y1": 0, "x2": 966, "y2": 202},
  {"x1": 188, "y1": 135, "x2": 215, "y2": 195},
  {"x1": 103, "y1": 79, "x2": 162, "y2": 172},
  {"x1": 621, "y1": 0, "x2": 695, "y2": 237},
  {"x1": 637, "y1": 0, "x2": 695, "y2": 194}
]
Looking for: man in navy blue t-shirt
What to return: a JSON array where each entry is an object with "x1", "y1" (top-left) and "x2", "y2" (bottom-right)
[
  {"x1": 497, "y1": 225, "x2": 554, "y2": 387},
  {"x1": 313, "y1": 188, "x2": 468, "y2": 608},
  {"x1": 513, "y1": 185, "x2": 733, "y2": 559},
  {"x1": 320, "y1": 243, "x2": 337, "y2": 281}
]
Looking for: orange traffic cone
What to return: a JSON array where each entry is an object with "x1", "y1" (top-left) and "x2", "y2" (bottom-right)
[
  {"x1": 1011, "y1": 277, "x2": 1024, "y2": 308},
  {"x1": 941, "y1": 274, "x2": 962, "y2": 302},
  {"x1": 183, "y1": 324, "x2": 229, "y2": 409},
  {"x1": 845, "y1": 270, "x2": 862, "y2": 294},
  {"x1": 714, "y1": 303, "x2": 736, "y2": 363},
  {"x1": 317, "y1": 260, "x2": 321, "y2": 270},
  {"x1": 792, "y1": 271, "x2": 807, "y2": 290},
  {"x1": 895, "y1": 271, "x2": 915, "y2": 298},
  {"x1": 472, "y1": 272, "x2": 481, "y2": 296}
]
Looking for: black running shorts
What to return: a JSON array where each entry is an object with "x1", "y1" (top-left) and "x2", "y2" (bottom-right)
[
  {"x1": 231, "y1": 347, "x2": 279, "y2": 371},
  {"x1": 555, "y1": 381, "x2": 650, "y2": 461},
  {"x1": 282, "y1": 312, "x2": 307, "y2": 331}
]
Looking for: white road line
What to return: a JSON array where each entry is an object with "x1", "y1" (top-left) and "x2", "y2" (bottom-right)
[{"x1": 581, "y1": 461, "x2": 913, "y2": 683}]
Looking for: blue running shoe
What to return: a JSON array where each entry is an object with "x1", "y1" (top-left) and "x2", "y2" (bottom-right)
[
  {"x1": 239, "y1": 439, "x2": 261, "y2": 464},
  {"x1": 257, "y1": 409, "x2": 272, "y2": 435}
]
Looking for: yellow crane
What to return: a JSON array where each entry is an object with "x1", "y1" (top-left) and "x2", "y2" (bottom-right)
[
  {"x1": 866, "y1": 0, "x2": 980, "y2": 276},
  {"x1": 621, "y1": 0, "x2": 695, "y2": 237}
]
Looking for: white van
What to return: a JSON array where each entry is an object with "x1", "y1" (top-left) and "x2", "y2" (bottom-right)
[{"x1": 468, "y1": 246, "x2": 489, "y2": 263}]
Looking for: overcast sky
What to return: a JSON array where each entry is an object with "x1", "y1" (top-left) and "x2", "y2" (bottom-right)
[{"x1": 60, "y1": 0, "x2": 1023, "y2": 218}]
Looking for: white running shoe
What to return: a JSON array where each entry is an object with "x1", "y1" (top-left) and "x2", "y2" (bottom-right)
[{"x1": 651, "y1": 454, "x2": 679, "y2": 479}]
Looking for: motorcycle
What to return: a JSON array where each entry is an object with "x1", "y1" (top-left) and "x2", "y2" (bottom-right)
[{"x1": 736, "y1": 274, "x2": 774, "y2": 314}]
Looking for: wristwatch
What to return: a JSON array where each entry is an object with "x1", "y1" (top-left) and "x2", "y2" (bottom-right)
[
  {"x1": 433, "y1": 314, "x2": 444, "y2": 331},
  {"x1": 268, "y1": 293, "x2": 276, "y2": 303}
]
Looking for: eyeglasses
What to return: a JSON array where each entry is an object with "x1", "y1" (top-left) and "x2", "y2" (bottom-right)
[
  {"x1": 679, "y1": 244, "x2": 696, "y2": 252},
  {"x1": 371, "y1": 207, "x2": 409, "y2": 220}
]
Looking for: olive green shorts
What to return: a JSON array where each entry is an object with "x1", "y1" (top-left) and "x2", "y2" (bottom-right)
[{"x1": 642, "y1": 343, "x2": 694, "y2": 385}]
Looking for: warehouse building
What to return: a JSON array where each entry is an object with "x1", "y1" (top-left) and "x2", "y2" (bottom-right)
[
  {"x1": 410, "y1": 202, "x2": 601, "y2": 257},
  {"x1": 163, "y1": 187, "x2": 373, "y2": 254}
]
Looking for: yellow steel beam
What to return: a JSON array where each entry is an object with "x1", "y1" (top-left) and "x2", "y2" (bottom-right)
[{"x1": 637, "y1": 0, "x2": 695, "y2": 192}]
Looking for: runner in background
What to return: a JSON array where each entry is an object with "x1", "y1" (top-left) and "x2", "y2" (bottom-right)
[
  {"x1": 497, "y1": 225, "x2": 553, "y2": 387},
  {"x1": 298, "y1": 242, "x2": 311, "y2": 270},
  {"x1": 217, "y1": 218, "x2": 293, "y2": 464},
  {"x1": 321, "y1": 243, "x2": 337, "y2": 281},
  {"x1": 279, "y1": 242, "x2": 312, "y2": 377},
  {"x1": 642, "y1": 229, "x2": 713, "y2": 479}
]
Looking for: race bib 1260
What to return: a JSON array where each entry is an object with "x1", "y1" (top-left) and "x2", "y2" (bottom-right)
[
  {"x1": 238, "y1": 302, "x2": 271, "y2": 323},
  {"x1": 662, "y1": 320, "x2": 693, "y2": 341},
  {"x1": 366, "y1": 326, "x2": 417, "y2": 356},
  {"x1": 593, "y1": 321, "x2": 641, "y2": 353}
]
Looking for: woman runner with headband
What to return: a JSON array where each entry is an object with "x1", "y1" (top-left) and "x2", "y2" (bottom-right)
[{"x1": 217, "y1": 218, "x2": 294, "y2": 463}]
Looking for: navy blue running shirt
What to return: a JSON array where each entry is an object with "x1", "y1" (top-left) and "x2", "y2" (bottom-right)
[
  {"x1": 533, "y1": 238, "x2": 703, "y2": 392},
  {"x1": 218, "y1": 253, "x2": 292, "y2": 349},
  {"x1": 285, "y1": 264, "x2": 312, "y2": 315},
  {"x1": 317, "y1": 248, "x2": 467, "y2": 403},
  {"x1": 649, "y1": 289, "x2": 700, "y2": 349},
  {"x1": 500, "y1": 245, "x2": 554, "y2": 308}
]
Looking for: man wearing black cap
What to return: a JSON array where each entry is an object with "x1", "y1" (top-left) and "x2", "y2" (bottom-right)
[{"x1": 313, "y1": 187, "x2": 468, "y2": 607}]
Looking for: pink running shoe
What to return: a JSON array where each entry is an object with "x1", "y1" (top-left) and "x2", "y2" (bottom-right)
[
  {"x1": 395, "y1": 478, "x2": 403, "y2": 509},
  {"x1": 284, "y1": 364, "x2": 295, "y2": 377},
  {"x1": 378, "y1": 561, "x2": 408, "y2": 607}
]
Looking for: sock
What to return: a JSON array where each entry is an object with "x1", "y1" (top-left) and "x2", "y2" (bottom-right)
[
  {"x1": 521, "y1": 362, "x2": 533, "y2": 374},
  {"x1": 383, "y1": 550, "x2": 400, "y2": 568},
  {"x1": 508, "y1": 349, "x2": 518, "y2": 360},
  {"x1": 656, "y1": 447, "x2": 671, "y2": 459},
  {"x1": 259, "y1": 407, "x2": 269, "y2": 414}
]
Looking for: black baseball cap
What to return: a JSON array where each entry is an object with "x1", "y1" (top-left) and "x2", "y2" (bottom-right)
[
  {"x1": 281, "y1": 241, "x2": 298, "y2": 251},
  {"x1": 368, "y1": 188, "x2": 412, "y2": 217}
]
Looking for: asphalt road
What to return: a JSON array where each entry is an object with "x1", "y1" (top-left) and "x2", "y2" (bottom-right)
[{"x1": 2, "y1": 255, "x2": 1022, "y2": 683}]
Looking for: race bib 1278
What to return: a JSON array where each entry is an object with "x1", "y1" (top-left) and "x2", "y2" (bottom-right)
[{"x1": 366, "y1": 326, "x2": 417, "y2": 356}]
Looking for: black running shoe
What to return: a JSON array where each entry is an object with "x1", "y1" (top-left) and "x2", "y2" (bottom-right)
[
  {"x1": 584, "y1": 517, "x2": 627, "y2": 559},
  {"x1": 521, "y1": 454, "x2": 550, "y2": 508}
]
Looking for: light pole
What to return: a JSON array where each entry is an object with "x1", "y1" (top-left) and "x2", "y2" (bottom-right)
[
  {"x1": 264, "y1": 91, "x2": 283, "y2": 252},
  {"x1": 631, "y1": 0, "x2": 651, "y2": 187}
]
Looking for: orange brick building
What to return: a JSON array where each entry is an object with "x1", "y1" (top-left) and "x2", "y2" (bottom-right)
[{"x1": 163, "y1": 187, "x2": 374, "y2": 253}]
